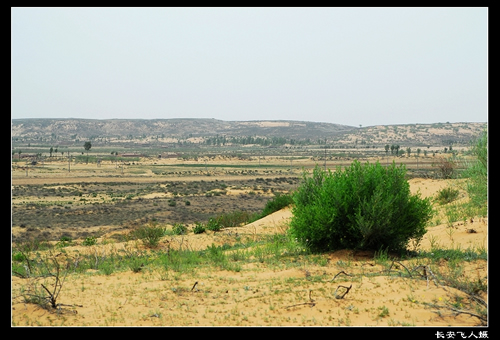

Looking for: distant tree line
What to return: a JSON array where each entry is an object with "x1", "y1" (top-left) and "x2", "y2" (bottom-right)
[
  {"x1": 385, "y1": 144, "x2": 401, "y2": 155},
  {"x1": 203, "y1": 135, "x2": 308, "y2": 147}
]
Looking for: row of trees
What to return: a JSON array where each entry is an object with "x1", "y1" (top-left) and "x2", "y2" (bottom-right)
[
  {"x1": 203, "y1": 135, "x2": 305, "y2": 147},
  {"x1": 14, "y1": 142, "x2": 92, "y2": 161},
  {"x1": 385, "y1": 144, "x2": 401, "y2": 155},
  {"x1": 384, "y1": 144, "x2": 453, "y2": 157}
]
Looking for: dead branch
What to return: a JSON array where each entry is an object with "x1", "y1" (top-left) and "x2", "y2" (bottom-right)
[
  {"x1": 283, "y1": 302, "x2": 316, "y2": 309},
  {"x1": 93, "y1": 247, "x2": 107, "y2": 268},
  {"x1": 426, "y1": 303, "x2": 487, "y2": 324},
  {"x1": 386, "y1": 260, "x2": 413, "y2": 278},
  {"x1": 412, "y1": 265, "x2": 441, "y2": 288},
  {"x1": 40, "y1": 253, "x2": 69, "y2": 309},
  {"x1": 470, "y1": 294, "x2": 487, "y2": 308},
  {"x1": 283, "y1": 289, "x2": 316, "y2": 309},
  {"x1": 330, "y1": 271, "x2": 352, "y2": 282},
  {"x1": 12, "y1": 269, "x2": 28, "y2": 278},
  {"x1": 334, "y1": 284, "x2": 352, "y2": 299}
]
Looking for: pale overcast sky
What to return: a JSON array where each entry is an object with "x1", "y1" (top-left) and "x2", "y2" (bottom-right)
[{"x1": 11, "y1": 7, "x2": 488, "y2": 127}]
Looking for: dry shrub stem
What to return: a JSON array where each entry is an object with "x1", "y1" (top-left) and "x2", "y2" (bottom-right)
[
  {"x1": 426, "y1": 303, "x2": 487, "y2": 324},
  {"x1": 283, "y1": 302, "x2": 316, "y2": 309},
  {"x1": 334, "y1": 284, "x2": 353, "y2": 299},
  {"x1": 330, "y1": 270, "x2": 353, "y2": 281}
]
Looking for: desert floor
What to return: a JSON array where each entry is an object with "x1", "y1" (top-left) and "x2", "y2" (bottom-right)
[{"x1": 11, "y1": 163, "x2": 487, "y2": 327}]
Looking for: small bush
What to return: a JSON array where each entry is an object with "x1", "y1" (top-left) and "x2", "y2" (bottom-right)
[
  {"x1": 127, "y1": 257, "x2": 145, "y2": 273},
  {"x1": 435, "y1": 187, "x2": 460, "y2": 205},
  {"x1": 193, "y1": 223, "x2": 206, "y2": 234},
  {"x1": 56, "y1": 235, "x2": 73, "y2": 248},
  {"x1": 135, "y1": 222, "x2": 166, "y2": 248},
  {"x1": 206, "y1": 218, "x2": 222, "y2": 232},
  {"x1": 82, "y1": 236, "x2": 98, "y2": 246},
  {"x1": 172, "y1": 223, "x2": 188, "y2": 235},
  {"x1": 433, "y1": 157, "x2": 456, "y2": 179},
  {"x1": 12, "y1": 252, "x2": 26, "y2": 262},
  {"x1": 289, "y1": 162, "x2": 434, "y2": 253},
  {"x1": 206, "y1": 243, "x2": 225, "y2": 263}
]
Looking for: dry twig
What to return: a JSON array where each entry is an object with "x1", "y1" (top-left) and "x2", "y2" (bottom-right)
[
  {"x1": 330, "y1": 271, "x2": 352, "y2": 282},
  {"x1": 426, "y1": 303, "x2": 487, "y2": 324},
  {"x1": 334, "y1": 284, "x2": 352, "y2": 299},
  {"x1": 283, "y1": 302, "x2": 316, "y2": 309},
  {"x1": 387, "y1": 260, "x2": 413, "y2": 278}
]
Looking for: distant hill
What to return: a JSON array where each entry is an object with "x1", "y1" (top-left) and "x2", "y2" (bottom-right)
[
  {"x1": 11, "y1": 118, "x2": 356, "y2": 140},
  {"x1": 11, "y1": 118, "x2": 486, "y2": 147}
]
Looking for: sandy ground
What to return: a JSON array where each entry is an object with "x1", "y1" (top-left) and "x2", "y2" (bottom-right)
[
  {"x1": 11, "y1": 153, "x2": 442, "y2": 186},
  {"x1": 11, "y1": 175, "x2": 487, "y2": 327}
]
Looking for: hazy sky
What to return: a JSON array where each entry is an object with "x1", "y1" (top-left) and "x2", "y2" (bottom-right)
[{"x1": 11, "y1": 7, "x2": 488, "y2": 127}]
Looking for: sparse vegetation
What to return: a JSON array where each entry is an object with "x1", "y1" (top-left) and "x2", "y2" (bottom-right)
[
  {"x1": 260, "y1": 192, "x2": 294, "y2": 217},
  {"x1": 205, "y1": 218, "x2": 222, "y2": 232},
  {"x1": 132, "y1": 222, "x2": 167, "y2": 248},
  {"x1": 462, "y1": 129, "x2": 487, "y2": 216},
  {"x1": 433, "y1": 157, "x2": 457, "y2": 179},
  {"x1": 82, "y1": 236, "x2": 97, "y2": 246},
  {"x1": 11, "y1": 120, "x2": 487, "y2": 326},
  {"x1": 12, "y1": 223, "x2": 487, "y2": 326},
  {"x1": 172, "y1": 223, "x2": 188, "y2": 235},
  {"x1": 12, "y1": 243, "x2": 73, "y2": 312},
  {"x1": 193, "y1": 222, "x2": 206, "y2": 234},
  {"x1": 435, "y1": 187, "x2": 460, "y2": 205}
]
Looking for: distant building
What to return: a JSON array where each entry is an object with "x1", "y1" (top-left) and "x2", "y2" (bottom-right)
[{"x1": 158, "y1": 152, "x2": 180, "y2": 159}]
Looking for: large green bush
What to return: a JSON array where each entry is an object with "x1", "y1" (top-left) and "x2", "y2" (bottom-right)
[{"x1": 289, "y1": 161, "x2": 433, "y2": 253}]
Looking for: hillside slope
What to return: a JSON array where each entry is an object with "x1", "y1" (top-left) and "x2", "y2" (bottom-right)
[
  {"x1": 11, "y1": 118, "x2": 355, "y2": 140},
  {"x1": 11, "y1": 118, "x2": 486, "y2": 148}
]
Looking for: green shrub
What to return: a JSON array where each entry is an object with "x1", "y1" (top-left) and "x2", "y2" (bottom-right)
[
  {"x1": 82, "y1": 236, "x2": 98, "y2": 246},
  {"x1": 289, "y1": 162, "x2": 433, "y2": 253},
  {"x1": 206, "y1": 243, "x2": 226, "y2": 264},
  {"x1": 172, "y1": 223, "x2": 188, "y2": 235},
  {"x1": 206, "y1": 218, "x2": 222, "y2": 232},
  {"x1": 56, "y1": 235, "x2": 73, "y2": 248},
  {"x1": 14, "y1": 239, "x2": 53, "y2": 253},
  {"x1": 462, "y1": 129, "x2": 487, "y2": 214},
  {"x1": 128, "y1": 257, "x2": 145, "y2": 273},
  {"x1": 12, "y1": 252, "x2": 26, "y2": 262},
  {"x1": 100, "y1": 262, "x2": 115, "y2": 275},
  {"x1": 135, "y1": 222, "x2": 166, "y2": 248},
  {"x1": 261, "y1": 192, "x2": 294, "y2": 217},
  {"x1": 193, "y1": 223, "x2": 206, "y2": 234},
  {"x1": 215, "y1": 211, "x2": 254, "y2": 228},
  {"x1": 435, "y1": 187, "x2": 460, "y2": 205}
]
